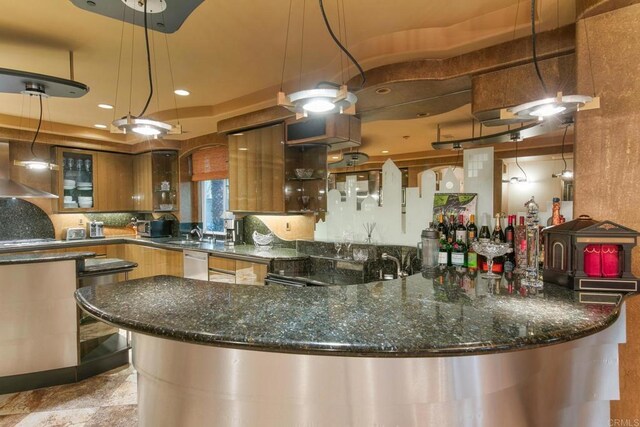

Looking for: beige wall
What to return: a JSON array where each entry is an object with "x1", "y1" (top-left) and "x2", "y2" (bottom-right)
[{"x1": 574, "y1": 3, "x2": 640, "y2": 420}]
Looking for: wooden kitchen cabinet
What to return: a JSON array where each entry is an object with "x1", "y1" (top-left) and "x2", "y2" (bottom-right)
[
  {"x1": 208, "y1": 255, "x2": 268, "y2": 285},
  {"x1": 120, "y1": 244, "x2": 183, "y2": 280},
  {"x1": 133, "y1": 151, "x2": 179, "y2": 212},
  {"x1": 228, "y1": 124, "x2": 285, "y2": 213},
  {"x1": 53, "y1": 148, "x2": 135, "y2": 212},
  {"x1": 95, "y1": 152, "x2": 133, "y2": 211}
]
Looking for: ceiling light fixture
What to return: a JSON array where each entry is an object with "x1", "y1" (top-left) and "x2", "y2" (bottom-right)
[
  {"x1": 381, "y1": 150, "x2": 389, "y2": 154},
  {"x1": 277, "y1": 0, "x2": 365, "y2": 119},
  {"x1": 110, "y1": 0, "x2": 182, "y2": 138},
  {"x1": 174, "y1": 89, "x2": 190, "y2": 96},
  {"x1": 13, "y1": 93, "x2": 59, "y2": 171},
  {"x1": 98, "y1": 103, "x2": 114, "y2": 109},
  {"x1": 510, "y1": 133, "x2": 528, "y2": 184},
  {"x1": 552, "y1": 123, "x2": 574, "y2": 181},
  {"x1": 503, "y1": 0, "x2": 599, "y2": 121},
  {"x1": 94, "y1": 124, "x2": 108, "y2": 129}
]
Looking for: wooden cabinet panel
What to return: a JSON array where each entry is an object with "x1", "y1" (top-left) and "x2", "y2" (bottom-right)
[
  {"x1": 123, "y1": 244, "x2": 182, "y2": 280},
  {"x1": 228, "y1": 124, "x2": 284, "y2": 213},
  {"x1": 208, "y1": 256, "x2": 235, "y2": 273},
  {"x1": 133, "y1": 153, "x2": 153, "y2": 211},
  {"x1": 235, "y1": 260, "x2": 268, "y2": 286},
  {"x1": 95, "y1": 152, "x2": 133, "y2": 211}
]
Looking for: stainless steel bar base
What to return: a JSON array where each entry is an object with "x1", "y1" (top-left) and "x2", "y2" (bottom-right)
[{"x1": 132, "y1": 305, "x2": 626, "y2": 427}]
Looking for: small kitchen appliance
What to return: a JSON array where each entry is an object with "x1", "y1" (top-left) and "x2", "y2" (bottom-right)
[
  {"x1": 137, "y1": 220, "x2": 173, "y2": 238},
  {"x1": 88, "y1": 220, "x2": 104, "y2": 239},
  {"x1": 65, "y1": 227, "x2": 86, "y2": 241}
]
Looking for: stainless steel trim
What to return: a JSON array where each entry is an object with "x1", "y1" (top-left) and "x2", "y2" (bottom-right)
[
  {"x1": 0, "y1": 142, "x2": 58, "y2": 199},
  {"x1": 132, "y1": 307, "x2": 625, "y2": 427}
]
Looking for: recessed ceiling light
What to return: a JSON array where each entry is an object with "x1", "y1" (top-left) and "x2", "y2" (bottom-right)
[
  {"x1": 98, "y1": 103, "x2": 113, "y2": 110},
  {"x1": 231, "y1": 132, "x2": 244, "y2": 136},
  {"x1": 375, "y1": 87, "x2": 391, "y2": 95},
  {"x1": 238, "y1": 147, "x2": 248, "y2": 151},
  {"x1": 381, "y1": 150, "x2": 389, "y2": 154},
  {"x1": 94, "y1": 124, "x2": 108, "y2": 129},
  {"x1": 331, "y1": 155, "x2": 340, "y2": 159},
  {"x1": 174, "y1": 89, "x2": 190, "y2": 96}
]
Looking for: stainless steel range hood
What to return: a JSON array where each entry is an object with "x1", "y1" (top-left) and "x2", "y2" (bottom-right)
[{"x1": 0, "y1": 142, "x2": 58, "y2": 199}]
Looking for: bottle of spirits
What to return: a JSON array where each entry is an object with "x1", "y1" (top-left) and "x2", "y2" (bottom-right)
[
  {"x1": 438, "y1": 234, "x2": 451, "y2": 266},
  {"x1": 447, "y1": 214, "x2": 456, "y2": 244},
  {"x1": 504, "y1": 215, "x2": 516, "y2": 272},
  {"x1": 514, "y1": 216, "x2": 527, "y2": 272},
  {"x1": 478, "y1": 215, "x2": 491, "y2": 271},
  {"x1": 455, "y1": 214, "x2": 467, "y2": 245},
  {"x1": 437, "y1": 214, "x2": 448, "y2": 240},
  {"x1": 451, "y1": 234, "x2": 467, "y2": 267},
  {"x1": 490, "y1": 213, "x2": 505, "y2": 273},
  {"x1": 466, "y1": 214, "x2": 478, "y2": 268}
]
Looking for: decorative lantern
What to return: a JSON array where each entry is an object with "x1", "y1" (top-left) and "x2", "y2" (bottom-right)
[{"x1": 542, "y1": 215, "x2": 639, "y2": 291}]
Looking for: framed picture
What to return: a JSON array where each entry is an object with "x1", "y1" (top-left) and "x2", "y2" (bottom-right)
[{"x1": 433, "y1": 193, "x2": 477, "y2": 223}]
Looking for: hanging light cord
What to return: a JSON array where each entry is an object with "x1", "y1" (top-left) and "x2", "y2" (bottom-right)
[
  {"x1": 560, "y1": 123, "x2": 570, "y2": 171},
  {"x1": 530, "y1": 0, "x2": 548, "y2": 96},
  {"x1": 515, "y1": 138, "x2": 528, "y2": 181},
  {"x1": 29, "y1": 95, "x2": 44, "y2": 159},
  {"x1": 318, "y1": 0, "x2": 365, "y2": 90},
  {"x1": 137, "y1": 0, "x2": 153, "y2": 118}
]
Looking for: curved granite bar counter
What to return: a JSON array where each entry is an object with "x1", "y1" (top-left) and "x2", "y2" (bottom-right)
[
  {"x1": 75, "y1": 273, "x2": 624, "y2": 357},
  {"x1": 75, "y1": 271, "x2": 632, "y2": 426}
]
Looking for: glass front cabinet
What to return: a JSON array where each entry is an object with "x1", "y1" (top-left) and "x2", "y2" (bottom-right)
[{"x1": 55, "y1": 148, "x2": 96, "y2": 212}]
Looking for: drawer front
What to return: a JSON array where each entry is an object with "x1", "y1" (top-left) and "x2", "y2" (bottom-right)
[
  {"x1": 209, "y1": 256, "x2": 236, "y2": 273},
  {"x1": 209, "y1": 270, "x2": 236, "y2": 284}
]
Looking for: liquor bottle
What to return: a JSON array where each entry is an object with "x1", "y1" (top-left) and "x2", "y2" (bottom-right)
[
  {"x1": 455, "y1": 214, "x2": 467, "y2": 245},
  {"x1": 514, "y1": 216, "x2": 527, "y2": 272},
  {"x1": 478, "y1": 215, "x2": 491, "y2": 271},
  {"x1": 490, "y1": 213, "x2": 505, "y2": 273},
  {"x1": 438, "y1": 235, "x2": 451, "y2": 266},
  {"x1": 451, "y1": 234, "x2": 467, "y2": 267},
  {"x1": 437, "y1": 214, "x2": 448, "y2": 240},
  {"x1": 447, "y1": 214, "x2": 456, "y2": 244},
  {"x1": 466, "y1": 214, "x2": 478, "y2": 268},
  {"x1": 504, "y1": 215, "x2": 516, "y2": 272}
]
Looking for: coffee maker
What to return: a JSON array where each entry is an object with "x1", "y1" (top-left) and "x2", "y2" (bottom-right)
[{"x1": 223, "y1": 218, "x2": 243, "y2": 246}]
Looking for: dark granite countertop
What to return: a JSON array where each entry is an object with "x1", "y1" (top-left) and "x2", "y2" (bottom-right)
[
  {"x1": 75, "y1": 270, "x2": 631, "y2": 357},
  {"x1": 0, "y1": 251, "x2": 96, "y2": 266},
  {"x1": 0, "y1": 237, "x2": 306, "y2": 262},
  {"x1": 79, "y1": 258, "x2": 138, "y2": 277}
]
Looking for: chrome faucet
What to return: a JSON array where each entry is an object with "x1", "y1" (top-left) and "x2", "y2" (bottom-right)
[
  {"x1": 381, "y1": 253, "x2": 407, "y2": 278},
  {"x1": 190, "y1": 225, "x2": 203, "y2": 241}
]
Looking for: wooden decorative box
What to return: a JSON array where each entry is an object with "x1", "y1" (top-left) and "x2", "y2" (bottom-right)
[{"x1": 542, "y1": 215, "x2": 639, "y2": 292}]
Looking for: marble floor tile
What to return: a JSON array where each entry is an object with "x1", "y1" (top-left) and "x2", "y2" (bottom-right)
[
  {"x1": 0, "y1": 414, "x2": 27, "y2": 427},
  {"x1": 102, "y1": 379, "x2": 137, "y2": 407},
  {"x1": 15, "y1": 407, "x2": 98, "y2": 427},
  {"x1": 0, "y1": 389, "x2": 51, "y2": 416},
  {"x1": 84, "y1": 405, "x2": 137, "y2": 427}
]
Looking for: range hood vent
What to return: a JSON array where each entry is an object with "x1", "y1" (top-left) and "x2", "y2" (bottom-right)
[{"x1": 0, "y1": 143, "x2": 58, "y2": 199}]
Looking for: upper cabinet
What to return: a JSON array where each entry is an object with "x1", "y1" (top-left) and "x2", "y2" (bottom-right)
[
  {"x1": 53, "y1": 147, "x2": 177, "y2": 213},
  {"x1": 228, "y1": 124, "x2": 285, "y2": 213},
  {"x1": 133, "y1": 151, "x2": 179, "y2": 212},
  {"x1": 284, "y1": 144, "x2": 328, "y2": 213},
  {"x1": 54, "y1": 148, "x2": 134, "y2": 212}
]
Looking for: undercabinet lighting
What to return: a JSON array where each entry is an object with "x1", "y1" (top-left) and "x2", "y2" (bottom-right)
[
  {"x1": 98, "y1": 103, "x2": 113, "y2": 109},
  {"x1": 331, "y1": 156, "x2": 340, "y2": 159},
  {"x1": 231, "y1": 132, "x2": 244, "y2": 136},
  {"x1": 94, "y1": 124, "x2": 107, "y2": 129},
  {"x1": 238, "y1": 147, "x2": 248, "y2": 151},
  {"x1": 174, "y1": 89, "x2": 190, "y2": 96}
]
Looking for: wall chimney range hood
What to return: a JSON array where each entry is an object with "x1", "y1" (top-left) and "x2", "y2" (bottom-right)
[{"x1": 0, "y1": 143, "x2": 58, "y2": 199}]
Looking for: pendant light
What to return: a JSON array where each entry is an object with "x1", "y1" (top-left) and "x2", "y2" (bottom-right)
[
  {"x1": 552, "y1": 123, "x2": 573, "y2": 181},
  {"x1": 510, "y1": 135, "x2": 528, "y2": 184},
  {"x1": 111, "y1": 0, "x2": 181, "y2": 138},
  {"x1": 504, "y1": 0, "x2": 598, "y2": 121},
  {"x1": 277, "y1": 0, "x2": 365, "y2": 118},
  {"x1": 13, "y1": 90, "x2": 59, "y2": 171}
]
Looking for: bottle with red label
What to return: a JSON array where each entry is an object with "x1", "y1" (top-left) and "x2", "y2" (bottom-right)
[{"x1": 504, "y1": 215, "x2": 516, "y2": 272}]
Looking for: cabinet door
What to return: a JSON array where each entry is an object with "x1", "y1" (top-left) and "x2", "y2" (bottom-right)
[
  {"x1": 133, "y1": 153, "x2": 153, "y2": 211},
  {"x1": 229, "y1": 124, "x2": 284, "y2": 213},
  {"x1": 124, "y1": 244, "x2": 182, "y2": 279},
  {"x1": 95, "y1": 152, "x2": 133, "y2": 211},
  {"x1": 235, "y1": 260, "x2": 268, "y2": 286},
  {"x1": 54, "y1": 148, "x2": 97, "y2": 212}
]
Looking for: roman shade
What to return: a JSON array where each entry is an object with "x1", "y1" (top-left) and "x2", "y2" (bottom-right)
[{"x1": 191, "y1": 146, "x2": 228, "y2": 181}]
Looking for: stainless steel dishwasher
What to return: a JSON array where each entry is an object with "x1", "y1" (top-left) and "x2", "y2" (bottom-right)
[{"x1": 183, "y1": 249, "x2": 209, "y2": 280}]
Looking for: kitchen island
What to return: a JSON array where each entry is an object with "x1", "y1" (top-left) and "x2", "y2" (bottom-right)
[
  {"x1": 0, "y1": 252, "x2": 136, "y2": 393},
  {"x1": 75, "y1": 270, "x2": 630, "y2": 426}
]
